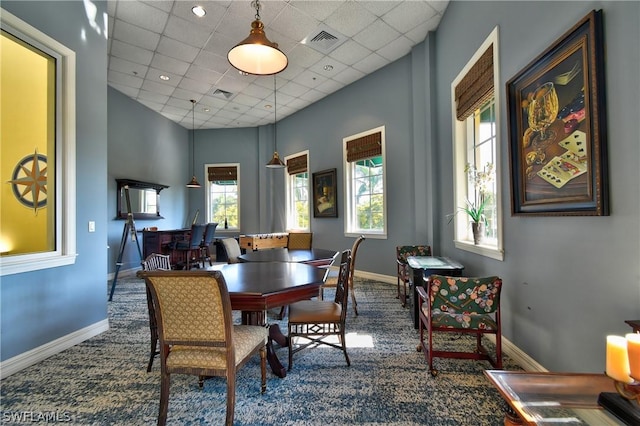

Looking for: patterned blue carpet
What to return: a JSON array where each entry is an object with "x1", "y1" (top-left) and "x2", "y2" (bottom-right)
[{"x1": 1, "y1": 277, "x2": 518, "y2": 425}]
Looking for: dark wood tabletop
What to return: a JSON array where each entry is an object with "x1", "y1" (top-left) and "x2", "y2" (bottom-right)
[
  {"x1": 220, "y1": 262, "x2": 327, "y2": 313},
  {"x1": 238, "y1": 248, "x2": 337, "y2": 266}
]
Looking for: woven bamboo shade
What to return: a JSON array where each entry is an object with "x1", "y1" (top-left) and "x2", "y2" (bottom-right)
[
  {"x1": 208, "y1": 166, "x2": 237, "y2": 182},
  {"x1": 346, "y1": 131, "x2": 382, "y2": 163},
  {"x1": 287, "y1": 153, "x2": 307, "y2": 175},
  {"x1": 455, "y1": 45, "x2": 494, "y2": 121}
]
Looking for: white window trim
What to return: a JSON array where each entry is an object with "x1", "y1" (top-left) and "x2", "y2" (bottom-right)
[
  {"x1": 204, "y1": 162, "x2": 240, "y2": 232},
  {"x1": 1, "y1": 9, "x2": 77, "y2": 276},
  {"x1": 284, "y1": 150, "x2": 310, "y2": 232},
  {"x1": 450, "y1": 27, "x2": 503, "y2": 261},
  {"x1": 343, "y1": 125, "x2": 387, "y2": 239}
]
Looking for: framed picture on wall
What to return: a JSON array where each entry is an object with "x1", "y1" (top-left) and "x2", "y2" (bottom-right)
[
  {"x1": 506, "y1": 9, "x2": 608, "y2": 216},
  {"x1": 312, "y1": 168, "x2": 338, "y2": 218}
]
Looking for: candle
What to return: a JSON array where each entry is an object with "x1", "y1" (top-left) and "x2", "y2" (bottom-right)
[
  {"x1": 606, "y1": 335, "x2": 633, "y2": 383},
  {"x1": 626, "y1": 333, "x2": 640, "y2": 381}
]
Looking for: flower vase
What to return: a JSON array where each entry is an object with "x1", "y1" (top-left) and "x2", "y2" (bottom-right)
[{"x1": 471, "y1": 222, "x2": 484, "y2": 245}]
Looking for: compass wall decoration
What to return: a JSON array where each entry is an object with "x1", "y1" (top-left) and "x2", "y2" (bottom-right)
[{"x1": 8, "y1": 149, "x2": 48, "y2": 213}]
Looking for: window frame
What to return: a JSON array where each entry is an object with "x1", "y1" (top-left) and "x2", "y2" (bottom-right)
[
  {"x1": 284, "y1": 150, "x2": 310, "y2": 231},
  {"x1": 343, "y1": 125, "x2": 387, "y2": 239},
  {"x1": 205, "y1": 163, "x2": 240, "y2": 232},
  {"x1": 451, "y1": 27, "x2": 503, "y2": 261},
  {"x1": 0, "y1": 9, "x2": 77, "y2": 276}
]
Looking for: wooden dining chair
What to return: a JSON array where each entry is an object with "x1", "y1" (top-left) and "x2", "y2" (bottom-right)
[
  {"x1": 396, "y1": 245, "x2": 432, "y2": 307},
  {"x1": 199, "y1": 222, "x2": 218, "y2": 266},
  {"x1": 417, "y1": 274, "x2": 503, "y2": 377},
  {"x1": 320, "y1": 235, "x2": 365, "y2": 315},
  {"x1": 141, "y1": 270, "x2": 267, "y2": 426},
  {"x1": 171, "y1": 223, "x2": 207, "y2": 269},
  {"x1": 221, "y1": 238, "x2": 242, "y2": 263},
  {"x1": 288, "y1": 250, "x2": 352, "y2": 370},
  {"x1": 287, "y1": 232, "x2": 312, "y2": 249},
  {"x1": 140, "y1": 253, "x2": 171, "y2": 372}
]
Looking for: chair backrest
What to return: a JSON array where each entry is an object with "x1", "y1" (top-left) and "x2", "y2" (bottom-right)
[
  {"x1": 428, "y1": 274, "x2": 502, "y2": 315},
  {"x1": 202, "y1": 222, "x2": 219, "y2": 246},
  {"x1": 142, "y1": 253, "x2": 171, "y2": 271},
  {"x1": 188, "y1": 224, "x2": 207, "y2": 250},
  {"x1": 396, "y1": 245, "x2": 432, "y2": 264},
  {"x1": 143, "y1": 271, "x2": 233, "y2": 349},
  {"x1": 221, "y1": 238, "x2": 242, "y2": 263},
  {"x1": 333, "y1": 250, "x2": 352, "y2": 318},
  {"x1": 348, "y1": 235, "x2": 365, "y2": 285},
  {"x1": 287, "y1": 232, "x2": 312, "y2": 249}
]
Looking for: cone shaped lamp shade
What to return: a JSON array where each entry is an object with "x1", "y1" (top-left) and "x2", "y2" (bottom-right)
[
  {"x1": 186, "y1": 99, "x2": 201, "y2": 188},
  {"x1": 186, "y1": 176, "x2": 201, "y2": 188},
  {"x1": 227, "y1": 2, "x2": 287, "y2": 76},
  {"x1": 266, "y1": 151, "x2": 285, "y2": 168}
]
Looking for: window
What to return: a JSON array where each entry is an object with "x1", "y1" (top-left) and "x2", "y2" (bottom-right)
[
  {"x1": 285, "y1": 151, "x2": 310, "y2": 230},
  {"x1": 0, "y1": 9, "x2": 76, "y2": 276},
  {"x1": 451, "y1": 27, "x2": 503, "y2": 260},
  {"x1": 206, "y1": 164, "x2": 239, "y2": 230},
  {"x1": 343, "y1": 126, "x2": 387, "y2": 238}
]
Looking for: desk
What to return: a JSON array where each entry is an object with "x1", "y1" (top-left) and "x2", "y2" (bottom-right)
[
  {"x1": 406, "y1": 256, "x2": 464, "y2": 329},
  {"x1": 238, "y1": 248, "x2": 337, "y2": 267},
  {"x1": 484, "y1": 370, "x2": 622, "y2": 425},
  {"x1": 142, "y1": 228, "x2": 189, "y2": 265},
  {"x1": 220, "y1": 262, "x2": 327, "y2": 378}
]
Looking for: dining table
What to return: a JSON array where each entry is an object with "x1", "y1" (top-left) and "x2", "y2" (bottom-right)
[{"x1": 216, "y1": 262, "x2": 327, "y2": 378}]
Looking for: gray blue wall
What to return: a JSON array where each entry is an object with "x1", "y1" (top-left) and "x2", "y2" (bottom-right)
[
  {"x1": 107, "y1": 88, "x2": 189, "y2": 273},
  {"x1": 432, "y1": 0, "x2": 639, "y2": 373},
  {"x1": 1, "y1": 1, "x2": 109, "y2": 361}
]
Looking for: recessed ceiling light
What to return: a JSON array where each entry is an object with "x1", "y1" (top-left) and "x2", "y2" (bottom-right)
[
  {"x1": 203, "y1": 107, "x2": 210, "y2": 112},
  {"x1": 191, "y1": 6, "x2": 206, "y2": 18},
  {"x1": 323, "y1": 64, "x2": 334, "y2": 72},
  {"x1": 159, "y1": 75, "x2": 169, "y2": 81},
  {"x1": 265, "y1": 104, "x2": 273, "y2": 109}
]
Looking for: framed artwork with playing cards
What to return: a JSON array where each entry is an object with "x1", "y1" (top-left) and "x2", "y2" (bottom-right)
[{"x1": 506, "y1": 10, "x2": 609, "y2": 216}]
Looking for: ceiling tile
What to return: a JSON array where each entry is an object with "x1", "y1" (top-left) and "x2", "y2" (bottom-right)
[
  {"x1": 112, "y1": 18, "x2": 160, "y2": 51},
  {"x1": 110, "y1": 39, "x2": 154, "y2": 66},
  {"x1": 115, "y1": 1, "x2": 169, "y2": 33},
  {"x1": 108, "y1": 0, "x2": 450, "y2": 129}
]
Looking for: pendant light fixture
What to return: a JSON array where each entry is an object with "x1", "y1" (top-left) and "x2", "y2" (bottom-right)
[
  {"x1": 186, "y1": 99, "x2": 201, "y2": 188},
  {"x1": 266, "y1": 75, "x2": 285, "y2": 168},
  {"x1": 227, "y1": 0, "x2": 288, "y2": 76}
]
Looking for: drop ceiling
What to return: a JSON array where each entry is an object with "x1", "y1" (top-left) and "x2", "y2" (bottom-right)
[{"x1": 107, "y1": 0, "x2": 449, "y2": 129}]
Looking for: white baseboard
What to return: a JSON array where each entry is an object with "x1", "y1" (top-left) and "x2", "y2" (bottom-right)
[
  {"x1": 0, "y1": 319, "x2": 109, "y2": 380},
  {"x1": 354, "y1": 270, "x2": 395, "y2": 285}
]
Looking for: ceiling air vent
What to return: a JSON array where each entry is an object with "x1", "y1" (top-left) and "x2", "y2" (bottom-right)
[
  {"x1": 213, "y1": 89, "x2": 233, "y2": 99},
  {"x1": 301, "y1": 25, "x2": 347, "y2": 54}
]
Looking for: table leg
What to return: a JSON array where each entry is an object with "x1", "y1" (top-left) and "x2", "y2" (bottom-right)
[{"x1": 267, "y1": 324, "x2": 289, "y2": 378}]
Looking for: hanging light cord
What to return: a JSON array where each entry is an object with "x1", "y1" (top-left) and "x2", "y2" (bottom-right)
[
  {"x1": 274, "y1": 75, "x2": 277, "y2": 151},
  {"x1": 192, "y1": 100, "x2": 195, "y2": 173}
]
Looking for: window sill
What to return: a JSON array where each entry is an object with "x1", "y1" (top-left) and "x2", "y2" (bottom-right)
[
  {"x1": 454, "y1": 240, "x2": 504, "y2": 261},
  {"x1": 345, "y1": 231, "x2": 386, "y2": 240},
  {"x1": 1, "y1": 253, "x2": 78, "y2": 276}
]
